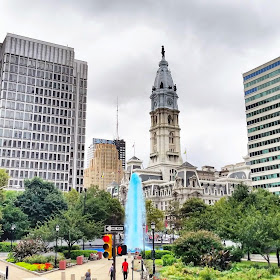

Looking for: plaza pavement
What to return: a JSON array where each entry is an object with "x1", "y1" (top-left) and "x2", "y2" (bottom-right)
[{"x1": 0, "y1": 256, "x2": 141, "y2": 280}]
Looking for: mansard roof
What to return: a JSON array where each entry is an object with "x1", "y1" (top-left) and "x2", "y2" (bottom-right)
[{"x1": 179, "y1": 161, "x2": 197, "y2": 169}]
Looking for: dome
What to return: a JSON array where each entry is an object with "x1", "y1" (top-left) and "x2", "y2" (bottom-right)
[{"x1": 153, "y1": 47, "x2": 174, "y2": 91}]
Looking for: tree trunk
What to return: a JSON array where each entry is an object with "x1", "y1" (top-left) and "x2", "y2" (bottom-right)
[
  {"x1": 247, "y1": 249, "x2": 251, "y2": 261},
  {"x1": 277, "y1": 248, "x2": 280, "y2": 268}
]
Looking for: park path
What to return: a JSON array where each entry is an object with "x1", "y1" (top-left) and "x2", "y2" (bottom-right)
[{"x1": 0, "y1": 256, "x2": 141, "y2": 280}]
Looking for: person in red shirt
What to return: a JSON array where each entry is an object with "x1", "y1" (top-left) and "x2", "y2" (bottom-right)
[{"x1": 122, "y1": 258, "x2": 129, "y2": 280}]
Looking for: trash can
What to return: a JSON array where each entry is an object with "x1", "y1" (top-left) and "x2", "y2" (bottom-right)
[
  {"x1": 59, "y1": 260, "x2": 66, "y2": 270},
  {"x1": 77, "y1": 256, "x2": 83, "y2": 265},
  {"x1": 97, "y1": 252, "x2": 102, "y2": 260}
]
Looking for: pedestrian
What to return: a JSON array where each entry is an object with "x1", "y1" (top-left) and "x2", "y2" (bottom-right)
[
  {"x1": 108, "y1": 263, "x2": 114, "y2": 280},
  {"x1": 122, "y1": 258, "x2": 129, "y2": 280},
  {"x1": 85, "y1": 269, "x2": 91, "y2": 280}
]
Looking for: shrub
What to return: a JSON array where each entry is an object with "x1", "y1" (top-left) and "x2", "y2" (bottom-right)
[
  {"x1": 46, "y1": 253, "x2": 65, "y2": 264},
  {"x1": 0, "y1": 242, "x2": 17, "y2": 252},
  {"x1": 57, "y1": 245, "x2": 80, "y2": 252},
  {"x1": 226, "y1": 246, "x2": 244, "y2": 262},
  {"x1": 162, "y1": 254, "x2": 176, "y2": 266},
  {"x1": 14, "y1": 239, "x2": 48, "y2": 261},
  {"x1": 23, "y1": 255, "x2": 48, "y2": 264},
  {"x1": 162, "y1": 244, "x2": 173, "y2": 251},
  {"x1": 143, "y1": 250, "x2": 171, "y2": 259},
  {"x1": 201, "y1": 250, "x2": 231, "y2": 271},
  {"x1": 63, "y1": 250, "x2": 97, "y2": 259},
  {"x1": 173, "y1": 230, "x2": 223, "y2": 266}
]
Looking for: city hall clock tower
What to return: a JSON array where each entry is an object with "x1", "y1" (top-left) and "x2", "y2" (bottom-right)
[{"x1": 147, "y1": 47, "x2": 183, "y2": 178}]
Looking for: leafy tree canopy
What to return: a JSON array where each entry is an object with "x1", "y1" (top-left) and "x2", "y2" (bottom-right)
[
  {"x1": 180, "y1": 197, "x2": 208, "y2": 218},
  {"x1": 15, "y1": 177, "x2": 67, "y2": 227},
  {"x1": 146, "y1": 200, "x2": 164, "y2": 231}
]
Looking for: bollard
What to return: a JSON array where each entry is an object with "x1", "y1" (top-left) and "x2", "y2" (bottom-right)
[
  {"x1": 61, "y1": 271, "x2": 66, "y2": 280},
  {"x1": 71, "y1": 274, "x2": 75, "y2": 280},
  {"x1": 81, "y1": 277, "x2": 85, "y2": 280}
]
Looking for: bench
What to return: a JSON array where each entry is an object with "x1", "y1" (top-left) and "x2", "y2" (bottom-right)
[{"x1": 83, "y1": 256, "x2": 89, "y2": 263}]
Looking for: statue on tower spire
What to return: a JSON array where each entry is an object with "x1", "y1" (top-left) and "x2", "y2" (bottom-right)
[{"x1": 161, "y1": 45, "x2": 165, "y2": 58}]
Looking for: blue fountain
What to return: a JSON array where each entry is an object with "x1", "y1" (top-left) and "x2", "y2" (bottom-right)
[{"x1": 124, "y1": 173, "x2": 146, "y2": 252}]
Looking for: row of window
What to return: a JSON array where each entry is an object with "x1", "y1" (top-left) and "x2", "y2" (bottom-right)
[
  {"x1": 252, "y1": 172, "x2": 280, "y2": 181},
  {"x1": 0, "y1": 138, "x2": 70, "y2": 152},
  {"x1": 247, "y1": 102, "x2": 280, "y2": 118},
  {"x1": 246, "y1": 93, "x2": 280, "y2": 111},
  {"x1": 248, "y1": 119, "x2": 280, "y2": 133},
  {"x1": 243, "y1": 60, "x2": 280, "y2": 81},
  {"x1": 3, "y1": 69, "x2": 75, "y2": 84},
  {"x1": 254, "y1": 182, "x2": 280, "y2": 188},
  {"x1": 0, "y1": 149, "x2": 69, "y2": 161},
  {"x1": 247, "y1": 111, "x2": 280, "y2": 126},
  {"x1": 1, "y1": 159, "x2": 69, "y2": 171},
  {"x1": 245, "y1": 85, "x2": 280, "y2": 103},
  {"x1": 249, "y1": 145, "x2": 280, "y2": 157},
  {"x1": 248, "y1": 137, "x2": 280, "y2": 149},
  {"x1": 5, "y1": 53, "x2": 74, "y2": 75},
  {"x1": 244, "y1": 68, "x2": 280, "y2": 88},
  {"x1": 251, "y1": 155, "x2": 280, "y2": 165},
  {"x1": 2, "y1": 80, "x2": 74, "y2": 93},
  {"x1": 248, "y1": 128, "x2": 280, "y2": 141},
  {"x1": 252, "y1": 163, "x2": 280, "y2": 173},
  {"x1": 245, "y1": 75, "x2": 280, "y2": 96}
]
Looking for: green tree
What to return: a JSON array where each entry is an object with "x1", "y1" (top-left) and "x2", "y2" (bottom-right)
[
  {"x1": 30, "y1": 208, "x2": 102, "y2": 254},
  {"x1": 84, "y1": 186, "x2": 124, "y2": 226},
  {"x1": 180, "y1": 198, "x2": 208, "y2": 218},
  {"x1": 0, "y1": 169, "x2": 9, "y2": 189},
  {"x1": 15, "y1": 177, "x2": 67, "y2": 227},
  {"x1": 145, "y1": 200, "x2": 164, "y2": 231},
  {"x1": 166, "y1": 200, "x2": 182, "y2": 230},
  {"x1": 64, "y1": 189, "x2": 81, "y2": 209},
  {"x1": 1, "y1": 203, "x2": 30, "y2": 240}
]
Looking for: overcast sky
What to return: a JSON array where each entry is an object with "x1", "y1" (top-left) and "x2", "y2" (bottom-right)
[{"x1": 1, "y1": 0, "x2": 280, "y2": 170}]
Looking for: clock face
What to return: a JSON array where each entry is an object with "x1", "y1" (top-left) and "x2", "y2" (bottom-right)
[{"x1": 167, "y1": 98, "x2": 173, "y2": 106}]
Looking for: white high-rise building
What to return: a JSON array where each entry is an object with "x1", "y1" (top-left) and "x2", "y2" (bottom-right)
[
  {"x1": 243, "y1": 58, "x2": 280, "y2": 194},
  {"x1": 0, "y1": 33, "x2": 87, "y2": 192}
]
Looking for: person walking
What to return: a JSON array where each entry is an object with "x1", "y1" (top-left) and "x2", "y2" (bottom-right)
[
  {"x1": 85, "y1": 269, "x2": 91, "y2": 280},
  {"x1": 108, "y1": 263, "x2": 114, "y2": 280},
  {"x1": 122, "y1": 258, "x2": 129, "y2": 280}
]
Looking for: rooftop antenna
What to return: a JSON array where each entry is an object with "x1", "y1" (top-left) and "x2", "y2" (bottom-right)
[{"x1": 116, "y1": 97, "x2": 119, "y2": 140}]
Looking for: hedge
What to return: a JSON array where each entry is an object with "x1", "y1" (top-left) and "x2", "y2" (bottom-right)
[
  {"x1": 162, "y1": 244, "x2": 173, "y2": 251},
  {"x1": 63, "y1": 250, "x2": 97, "y2": 259},
  {"x1": 57, "y1": 245, "x2": 80, "y2": 252},
  {"x1": 143, "y1": 250, "x2": 171, "y2": 259},
  {"x1": 0, "y1": 242, "x2": 17, "y2": 252}
]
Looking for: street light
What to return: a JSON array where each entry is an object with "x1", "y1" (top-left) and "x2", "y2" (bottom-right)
[
  {"x1": 172, "y1": 224, "x2": 175, "y2": 243},
  {"x1": 151, "y1": 221, "x2": 156, "y2": 276},
  {"x1": 142, "y1": 224, "x2": 146, "y2": 259},
  {"x1": 11, "y1": 224, "x2": 16, "y2": 252},
  {"x1": 55, "y1": 225, "x2": 59, "y2": 268}
]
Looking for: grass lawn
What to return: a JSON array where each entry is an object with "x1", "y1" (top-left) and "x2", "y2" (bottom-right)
[{"x1": 238, "y1": 260, "x2": 278, "y2": 268}]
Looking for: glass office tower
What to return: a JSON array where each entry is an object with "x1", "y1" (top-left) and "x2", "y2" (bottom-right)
[
  {"x1": 243, "y1": 58, "x2": 280, "y2": 194},
  {"x1": 0, "y1": 33, "x2": 87, "y2": 192}
]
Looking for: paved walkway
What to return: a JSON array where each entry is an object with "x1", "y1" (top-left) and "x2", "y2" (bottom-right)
[{"x1": 0, "y1": 256, "x2": 141, "y2": 280}]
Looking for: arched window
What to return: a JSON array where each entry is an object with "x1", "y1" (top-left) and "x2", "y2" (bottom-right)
[
  {"x1": 168, "y1": 115, "x2": 172, "y2": 124},
  {"x1": 169, "y1": 132, "x2": 174, "y2": 144},
  {"x1": 160, "y1": 82, "x2": 163, "y2": 88},
  {"x1": 154, "y1": 133, "x2": 157, "y2": 145}
]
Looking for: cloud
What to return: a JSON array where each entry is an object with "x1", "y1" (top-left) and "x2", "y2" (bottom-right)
[{"x1": 1, "y1": 0, "x2": 280, "y2": 170}]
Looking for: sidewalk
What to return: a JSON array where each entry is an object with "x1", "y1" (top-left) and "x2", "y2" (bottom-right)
[{"x1": 0, "y1": 256, "x2": 141, "y2": 280}]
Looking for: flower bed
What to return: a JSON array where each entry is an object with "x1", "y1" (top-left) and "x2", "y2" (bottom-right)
[{"x1": 15, "y1": 262, "x2": 53, "y2": 272}]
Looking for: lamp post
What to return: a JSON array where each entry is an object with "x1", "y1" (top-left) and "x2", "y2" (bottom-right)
[
  {"x1": 142, "y1": 224, "x2": 146, "y2": 259},
  {"x1": 10, "y1": 224, "x2": 16, "y2": 252},
  {"x1": 151, "y1": 221, "x2": 156, "y2": 276},
  {"x1": 172, "y1": 224, "x2": 175, "y2": 243},
  {"x1": 55, "y1": 225, "x2": 59, "y2": 268}
]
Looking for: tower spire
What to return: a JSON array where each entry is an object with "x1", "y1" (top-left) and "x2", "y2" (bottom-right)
[
  {"x1": 116, "y1": 97, "x2": 119, "y2": 140},
  {"x1": 161, "y1": 45, "x2": 165, "y2": 58}
]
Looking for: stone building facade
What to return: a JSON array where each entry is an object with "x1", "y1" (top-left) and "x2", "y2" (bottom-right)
[{"x1": 117, "y1": 47, "x2": 252, "y2": 210}]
